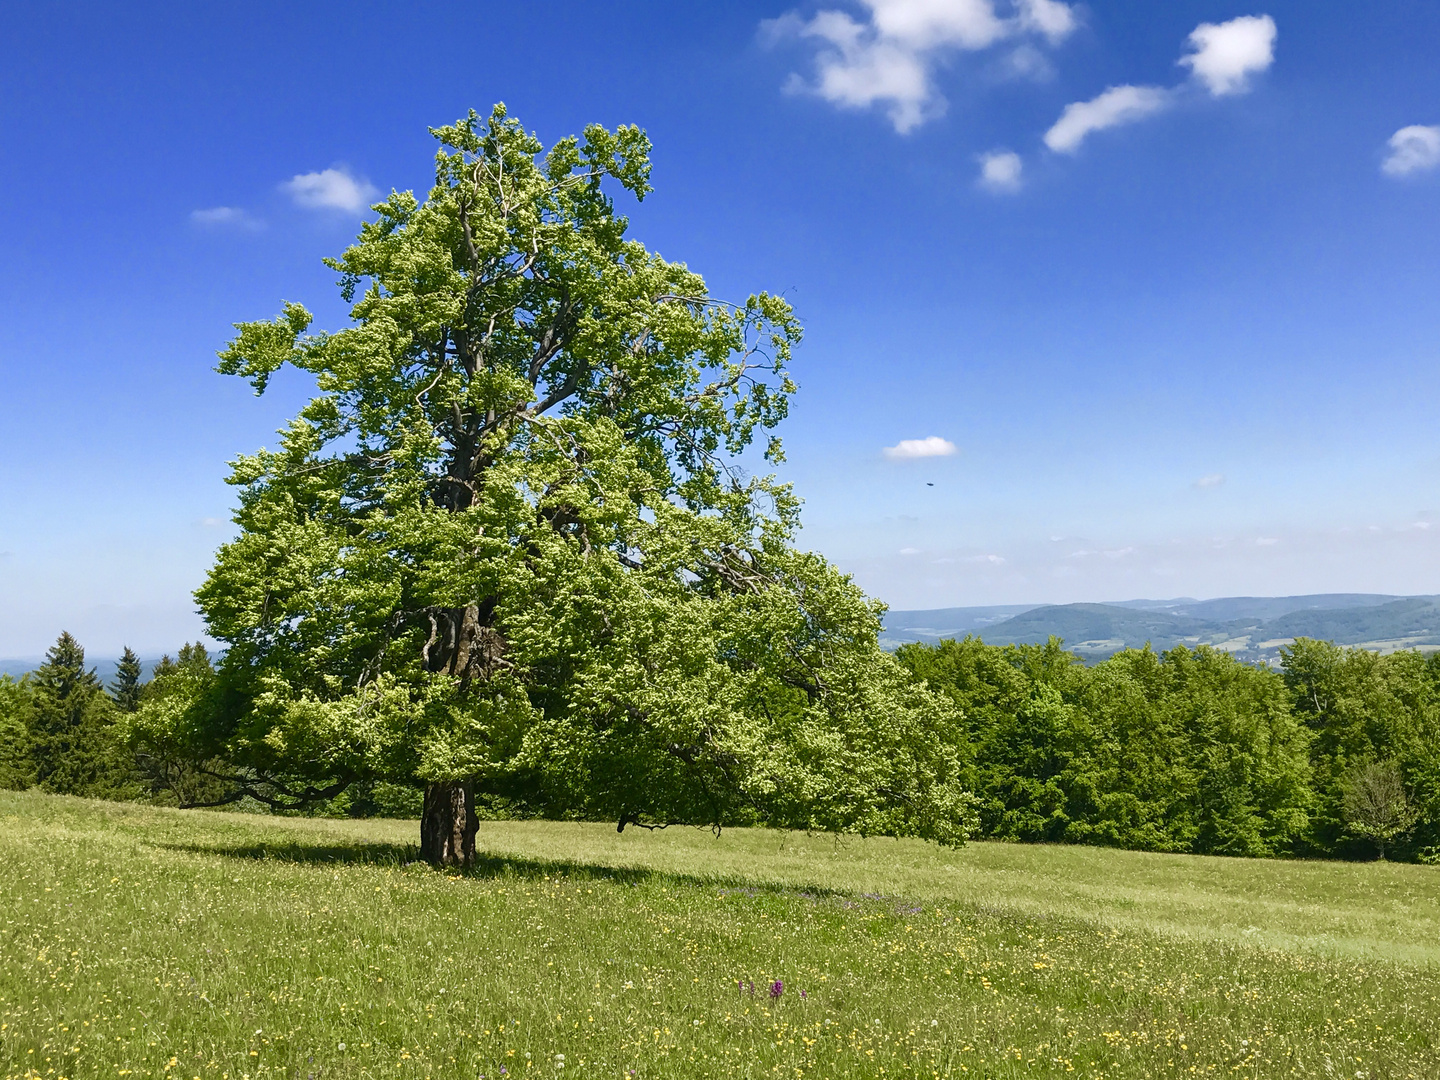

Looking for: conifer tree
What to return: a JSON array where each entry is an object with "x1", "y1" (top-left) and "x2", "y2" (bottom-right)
[
  {"x1": 29, "y1": 633, "x2": 108, "y2": 793},
  {"x1": 30, "y1": 633, "x2": 139, "y2": 798},
  {"x1": 111, "y1": 647, "x2": 144, "y2": 713}
]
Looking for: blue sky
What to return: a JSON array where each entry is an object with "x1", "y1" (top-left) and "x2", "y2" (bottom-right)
[{"x1": 2, "y1": 0, "x2": 1439, "y2": 655}]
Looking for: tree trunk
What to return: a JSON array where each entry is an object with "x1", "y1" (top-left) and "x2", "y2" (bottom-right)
[
  {"x1": 422, "y1": 603, "x2": 506, "y2": 687},
  {"x1": 420, "y1": 781, "x2": 478, "y2": 868}
]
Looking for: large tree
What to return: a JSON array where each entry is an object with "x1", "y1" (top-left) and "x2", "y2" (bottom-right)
[{"x1": 135, "y1": 106, "x2": 971, "y2": 865}]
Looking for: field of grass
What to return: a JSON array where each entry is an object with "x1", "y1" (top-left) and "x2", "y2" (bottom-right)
[{"x1": 2, "y1": 791, "x2": 1439, "y2": 1079}]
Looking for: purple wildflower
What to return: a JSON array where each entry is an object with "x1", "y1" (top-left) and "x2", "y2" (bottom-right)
[
  {"x1": 770, "y1": 980, "x2": 784, "y2": 999},
  {"x1": 799, "y1": 989, "x2": 807, "y2": 1000}
]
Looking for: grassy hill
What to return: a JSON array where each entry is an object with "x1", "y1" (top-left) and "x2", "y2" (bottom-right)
[
  {"x1": 2, "y1": 792, "x2": 1438, "y2": 1078},
  {"x1": 884, "y1": 594, "x2": 1440, "y2": 662}
]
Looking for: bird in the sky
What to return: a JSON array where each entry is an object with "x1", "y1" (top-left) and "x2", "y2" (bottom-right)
[{"x1": 926, "y1": 482, "x2": 934, "y2": 487}]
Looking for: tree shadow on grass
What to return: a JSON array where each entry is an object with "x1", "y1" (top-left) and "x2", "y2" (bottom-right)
[
  {"x1": 152, "y1": 838, "x2": 864, "y2": 905},
  {"x1": 155, "y1": 839, "x2": 421, "y2": 867}
]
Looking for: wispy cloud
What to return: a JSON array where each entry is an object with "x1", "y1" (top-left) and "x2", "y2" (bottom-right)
[
  {"x1": 1044, "y1": 84, "x2": 1171, "y2": 153},
  {"x1": 763, "y1": 0, "x2": 1078, "y2": 133},
  {"x1": 883, "y1": 435, "x2": 958, "y2": 460},
  {"x1": 282, "y1": 167, "x2": 379, "y2": 213},
  {"x1": 1195, "y1": 473, "x2": 1225, "y2": 489},
  {"x1": 977, "y1": 149, "x2": 1023, "y2": 191},
  {"x1": 1179, "y1": 15, "x2": 1277, "y2": 97},
  {"x1": 1045, "y1": 15, "x2": 1275, "y2": 155},
  {"x1": 190, "y1": 206, "x2": 263, "y2": 229},
  {"x1": 1382, "y1": 125, "x2": 1440, "y2": 177}
]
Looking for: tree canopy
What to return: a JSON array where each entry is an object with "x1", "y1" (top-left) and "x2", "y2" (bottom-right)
[{"x1": 134, "y1": 105, "x2": 973, "y2": 863}]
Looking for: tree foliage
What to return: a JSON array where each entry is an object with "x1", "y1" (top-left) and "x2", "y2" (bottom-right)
[
  {"x1": 110, "y1": 647, "x2": 144, "y2": 713},
  {"x1": 134, "y1": 106, "x2": 974, "y2": 851},
  {"x1": 1281, "y1": 638, "x2": 1440, "y2": 858},
  {"x1": 26, "y1": 633, "x2": 140, "y2": 799},
  {"x1": 896, "y1": 638, "x2": 1313, "y2": 855},
  {"x1": 0, "y1": 675, "x2": 34, "y2": 791},
  {"x1": 1340, "y1": 760, "x2": 1418, "y2": 858}
]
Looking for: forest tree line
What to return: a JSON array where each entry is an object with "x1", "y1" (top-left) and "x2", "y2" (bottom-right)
[
  {"x1": 0, "y1": 634, "x2": 422, "y2": 818},
  {"x1": 2, "y1": 628, "x2": 1436, "y2": 863}
]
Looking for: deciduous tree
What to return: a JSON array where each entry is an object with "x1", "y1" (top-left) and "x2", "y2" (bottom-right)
[{"x1": 135, "y1": 106, "x2": 972, "y2": 864}]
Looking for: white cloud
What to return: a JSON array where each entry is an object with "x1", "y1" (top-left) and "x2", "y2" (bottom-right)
[
  {"x1": 977, "y1": 149, "x2": 1023, "y2": 191},
  {"x1": 190, "y1": 206, "x2": 262, "y2": 229},
  {"x1": 1016, "y1": 0, "x2": 1076, "y2": 44},
  {"x1": 764, "y1": 0, "x2": 1078, "y2": 133},
  {"x1": 1042, "y1": 16, "x2": 1275, "y2": 159},
  {"x1": 1195, "y1": 473, "x2": 1225, "y2": 489},
  {"x1": 883, "y1": 435, "x2": 958, "y2": 459},
  {"x1": 899, "y1": 546, "x2": 922, "y2": 555},
  {"x1": 1179, "y1": 15, "x2": 1276, "y2": 97},
  {"x1": 282, "y1": 167, "x2": 379, "y2": 213},
  {"x1": 1043, "y1": 84, "x2": 1170, "y2": 153},
  {"x1": 1382, "y1": 125, "x2": 1440, "y2": 177},
  {"x1": 1255, "y1": 536, "x2": 1280, "y2": 546}
]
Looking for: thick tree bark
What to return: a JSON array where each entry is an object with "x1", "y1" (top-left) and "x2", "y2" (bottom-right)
[
  {"x1": 422, "y1": 603, "x2": 506, "y2": 687},
  {"x1": 420, "y1": 780, "x2": 478, "y2": 868}
]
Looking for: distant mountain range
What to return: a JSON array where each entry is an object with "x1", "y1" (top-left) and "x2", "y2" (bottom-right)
[
  {"x1": 881, "y1": 593, "x2": 1440, "y2": 664},
  {"x1": 8, "y1": 593, "x2": 1439, "y2": 678}
]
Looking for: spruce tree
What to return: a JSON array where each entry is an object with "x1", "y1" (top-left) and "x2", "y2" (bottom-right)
[
  {"x1": 29, "y1": 633, "x2": 107, "y2": 793},
  {"x1": 111, "y1": 647, "x2": 144, "y2": 713},
  {"x1": 29, "y1": 633, "x2": 138, "y2": 798}
]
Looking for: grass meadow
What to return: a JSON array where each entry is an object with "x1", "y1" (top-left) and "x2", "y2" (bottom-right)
[{"x1": 2, "y1": 791, "x2": 1438, "y2": 1079}]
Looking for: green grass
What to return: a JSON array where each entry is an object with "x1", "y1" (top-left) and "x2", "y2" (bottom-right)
[{"x1": 2, "y1": 792, "x2": 1438, "y2": 1079}]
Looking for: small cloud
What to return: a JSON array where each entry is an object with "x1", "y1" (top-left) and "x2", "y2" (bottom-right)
[
  {"x1": 1000, "y1": 44, "x2": 1054, "y2": 81},
  {"x1": 197, "y1": 517, "x2": 225, "y2": 528},
  {"x1": 1179, "y1": 14, "x2": 1277, "y2": 97},
  {"x1": 883, "y1": 435, "x2": 958, "y2": 460},
  {"x1": 899, "y1": 547, "x2": 921, "y2": 555},
  {"x1": 282, "y1": 167, "x2": 379, "y2": 213},
  {"x1": 977, "y1": 149, "x2": 1023, "y2": 192},
  {"x1": 963, "y1": 553, "x2": 1006, "y2": 564},
  {"x1": 1016, "y1": 0, "x2": 1078, "y2": 45},
  {"x1": 190, "y1": 206, "x2": 263, "y2": 229},
  {"x1": 1413, "y1": 521, "x2": 1432, "y2": 531},
  {"x1": 1044, "y1": 84, "x2": 1170, "y2": 153},
  {"x1": 1194, "y1": 473, "x2": 1225, "y2": 489},
  {"x1": 1255, "y1": 536, "x2": 1280, "y2": 546},
  {"x1": 1382, "y1": 125, "x2": 1440, "y2": 177},
  {"x1": 1103, "y1": 546, "x2": 1135, "y2": 559}
]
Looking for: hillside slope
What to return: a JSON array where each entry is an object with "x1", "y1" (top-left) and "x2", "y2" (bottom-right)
[
  {"x1": 883, "y1": 594, "x2": 1440, "y2": 662},
  {"x1": 3, "y1": 792, "x2": 1439, "y2": 1078}
]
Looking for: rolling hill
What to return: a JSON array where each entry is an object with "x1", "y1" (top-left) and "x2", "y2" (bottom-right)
[{"x1": 882, "y1": 593, "x2": 1440, "y2": 662}]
